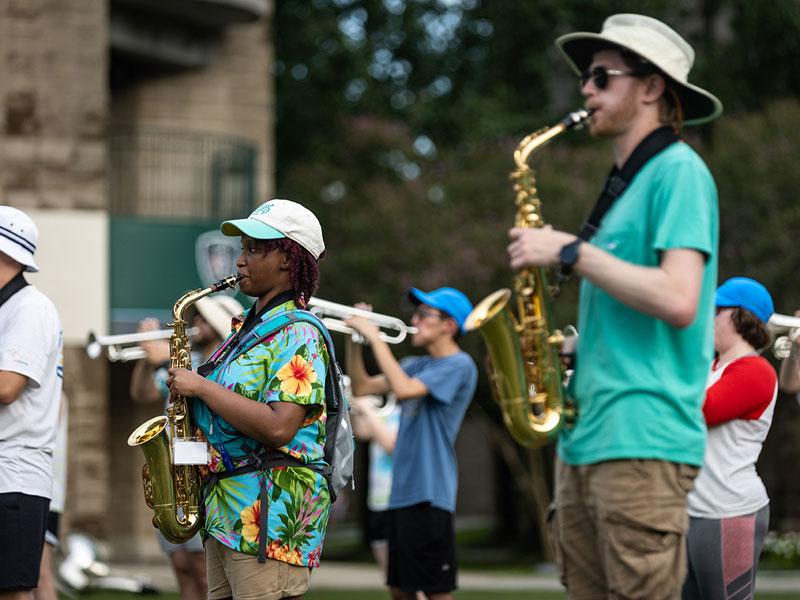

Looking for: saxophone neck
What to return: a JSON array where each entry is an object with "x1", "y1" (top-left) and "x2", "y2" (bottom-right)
[
  {"x1": 514, "y1": 109, "x2": 593, "y2": 169},
  {"x1": 171, "y1": 275, "x2": 243, "y2": 326}
]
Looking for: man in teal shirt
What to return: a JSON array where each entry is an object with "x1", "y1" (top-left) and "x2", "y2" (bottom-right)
[{"x1": 507, "y1": 14, "x2": 721, "y2": 599}]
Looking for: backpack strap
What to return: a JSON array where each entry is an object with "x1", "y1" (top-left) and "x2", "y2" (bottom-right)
[{"x1": 205, "y1": 448, "x2": 317, "y2": 564}]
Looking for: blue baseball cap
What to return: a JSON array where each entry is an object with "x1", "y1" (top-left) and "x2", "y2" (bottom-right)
[
  {"x1": 408, "y1": 287, "x2": 473, "y2": 334},
  {"x1": 715, "y1": 277, "x2": 774, "y2": 324}
]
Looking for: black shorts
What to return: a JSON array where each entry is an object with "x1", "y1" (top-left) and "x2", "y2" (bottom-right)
[
  {"x1": 366, "y1": 509, "x2": 390, "y2": 544},
  {"x1": 0, "y1": 492, "x2": 49, "y2": 591},
  {"x1": 387, "y1": 503, "x2": 456, "y2": 594},
  {"x1": 45, "y1": 510, "x2": 61, "y2": 546}
]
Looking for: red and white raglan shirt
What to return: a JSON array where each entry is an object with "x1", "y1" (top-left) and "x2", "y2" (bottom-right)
[{"x1": 688, "y1": 355, "x2": 778, "y2": 519}]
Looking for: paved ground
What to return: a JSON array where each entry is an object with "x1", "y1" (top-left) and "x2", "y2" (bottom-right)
[{"x1": 112, "y1": 560, "x2": 800, "y2": 594}]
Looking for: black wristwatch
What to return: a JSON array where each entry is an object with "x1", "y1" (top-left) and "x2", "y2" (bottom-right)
[{"x1": 558, "y1": 239, "x2": 583, "y2": 276}]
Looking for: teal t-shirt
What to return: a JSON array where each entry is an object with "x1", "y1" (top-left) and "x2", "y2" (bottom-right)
[{"x1": 560, "y1": 141, "x2": 718, "y2": 467}]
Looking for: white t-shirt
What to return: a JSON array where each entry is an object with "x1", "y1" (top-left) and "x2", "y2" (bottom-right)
[
  {"x1": 50, "y1": 403, "x2": 68, "y2": 512},
  {"x1": 0, "y1": 284, "x2": 63, "y2": 498},
  {"x1": 367, "y1": 402, "x2": 401, "y2": 512},
  {"x1": 688, "y1": 355, "x2": 776, "y2": 519}
]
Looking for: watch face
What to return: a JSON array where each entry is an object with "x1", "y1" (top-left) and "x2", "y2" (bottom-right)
[{"x1": 560, "y1": 241, "x2": 581, "y2": 267}]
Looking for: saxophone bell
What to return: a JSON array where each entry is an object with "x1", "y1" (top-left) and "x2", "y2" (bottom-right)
[
  {"x1": 467, "y1": 110, "x2": 589, "y2": 448},
  {"x1": 128, "y1": 273, "x2": 242, "y2": 543}
]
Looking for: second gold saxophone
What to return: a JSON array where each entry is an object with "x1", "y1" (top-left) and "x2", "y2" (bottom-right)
[
  {"x1": 465, "y1": 110, "x2": 591, "y2": 448},
  {"x1": 128, "y1": 274, "x2": 242, "y2": 543}
]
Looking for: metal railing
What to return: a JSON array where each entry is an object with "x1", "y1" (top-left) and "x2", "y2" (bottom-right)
[{"x1": 109, "y1": 126, "x2": 258, "y2": 220}]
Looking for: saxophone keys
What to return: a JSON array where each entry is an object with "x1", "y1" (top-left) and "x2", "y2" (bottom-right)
[{"x1": 526, "y1": 214, "x2": 541, "y2": 226}]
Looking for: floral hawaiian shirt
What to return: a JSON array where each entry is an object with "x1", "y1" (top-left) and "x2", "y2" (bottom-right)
[{"x1": 195, "y1": 300, "x2": 331, "y2": 568}]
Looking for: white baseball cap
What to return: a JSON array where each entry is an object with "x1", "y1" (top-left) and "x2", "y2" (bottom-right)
[
  {"x1": 220, "y1": 199, "x2": 325, "y2": 260},
  {"x1": 556, "y1": 13, "x2": 723, "y2": 125},
  {"x1": 0, "y1": 206, "x2": 39, "y2": 272}
]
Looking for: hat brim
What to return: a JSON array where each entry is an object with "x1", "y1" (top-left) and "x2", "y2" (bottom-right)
[
  {"x1": 408, "y1": 287, "x2": 440, "y2": 310},
  {"x1": 408, "y1": 287, "x2": 469, "y2": 333},
  {"x1": 556, "y1": 34, "x2": 723, "y2": 126},
  {"x1": 0, "y1": 239, "x2": 38, "y2": 272},
  {"x1": 220, "y1": 218, "x2": 286, "y2": 240}
]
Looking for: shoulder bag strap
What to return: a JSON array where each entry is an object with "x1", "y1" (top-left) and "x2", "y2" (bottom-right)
[{"x1": 577, "y1": 126, "x2": 679, "y2": 242}]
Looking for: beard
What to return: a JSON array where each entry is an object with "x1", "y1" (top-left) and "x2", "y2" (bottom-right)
[{"x1": 588, "y1": 93, "x2": 639, "y2": 139}]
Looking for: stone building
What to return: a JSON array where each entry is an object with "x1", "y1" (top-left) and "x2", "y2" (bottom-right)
[{"x1": 0, "y1": 0, "x2": 273, "y2": 559}]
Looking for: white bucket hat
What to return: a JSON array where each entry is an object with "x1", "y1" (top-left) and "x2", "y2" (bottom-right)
[
  {"x1": 220, "y1": 199, "x2": 325, "y2": 260},
  {"x1": 0, "y1": 206, "x2": 39, "y2": 272},
  {"x1": 556, "y1": 13, "x2": 723, "y2": 125},
  {"x1": 194, "y1": 295, "x2": 245, "y2": 339}
]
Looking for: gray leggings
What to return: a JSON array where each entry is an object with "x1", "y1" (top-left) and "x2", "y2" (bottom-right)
[{"x1": 683, "y1": 504, "x2": 770, "y2": 600}]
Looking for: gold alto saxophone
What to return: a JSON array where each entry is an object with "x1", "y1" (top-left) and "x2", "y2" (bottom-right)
[
  {"x1": 465, "y1": 109, "x2": 591, "y2": 448},
  {"x1": 128, "y1": 275, "x2": 242, "y2": 543}
]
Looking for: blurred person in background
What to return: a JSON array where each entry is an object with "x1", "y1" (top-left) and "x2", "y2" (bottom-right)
[
  {"x1": 684, "y1": 278, "x2": 777, "y2": 600},
  {"x1": 130, "y1": 294, "x2": 243, "y2": 600},
  {"x1": 778, "y1": 309, "x2": 800, "y2": 395},
  {"x1": 34, "y1": 392, "x2": 68, "y2": 600},
  {"x1": 0, "y1": 207, "x2": 63, "y2": 600},
  {"x1": 350, "y1": 392, "x2": 426, "y2": 600},
  {"x1": 346, "y1": 287, "x2": 477, "y2": 600},
  {"x1": 349, "y1": 393, "x2": 399, "y2": 571}
]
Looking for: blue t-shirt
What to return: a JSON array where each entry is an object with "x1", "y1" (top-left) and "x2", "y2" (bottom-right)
[
  {"x1": 388, "y1": 351, "x2": 478, "y2": 513},
  {"x1": 561, "y1": 141, "x2": 718, "y2": 467}
]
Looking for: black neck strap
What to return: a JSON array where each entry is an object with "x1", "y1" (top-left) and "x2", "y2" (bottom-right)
[
  {"x1": 240, "y1": 290, "x2": 297, "y2": 335},
  {"x1": 578, "y1": 126, "x2": 679, "y2": 242},
  {"x1": 0, "y1": 272, "x2": 29, "y2": 310}
]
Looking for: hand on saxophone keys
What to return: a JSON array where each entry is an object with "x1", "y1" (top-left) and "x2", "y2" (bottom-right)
[
  {"x1": 507, "y1": 226, "x2": 578, "y2": 270},
  {"x1": 166, "y1": 367, "x2": 207, "y2": 398}
]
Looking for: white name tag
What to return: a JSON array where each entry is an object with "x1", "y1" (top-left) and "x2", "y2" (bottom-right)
[{"x1": 173, "y1": 440, "x2": 209, "y2": 465}]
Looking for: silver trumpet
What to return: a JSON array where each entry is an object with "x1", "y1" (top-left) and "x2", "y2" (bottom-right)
[
  {"x1": 769, "y1": 313, "x2": 800, "y2": 360},
  {"x1": 307, "y1": 297, "x2": 417, "y2": 344},
  {"x1": 86, "y1": 327, "x2": 199, "y2": 362}
]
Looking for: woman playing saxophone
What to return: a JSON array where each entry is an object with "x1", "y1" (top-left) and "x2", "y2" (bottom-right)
[{"x1": 166, "y1": 199, "x2": 331, "y2": 600}]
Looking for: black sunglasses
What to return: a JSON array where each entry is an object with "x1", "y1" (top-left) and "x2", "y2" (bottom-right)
[{"x1": 579, "y1": 66, "x2": 644, "y2": 90}]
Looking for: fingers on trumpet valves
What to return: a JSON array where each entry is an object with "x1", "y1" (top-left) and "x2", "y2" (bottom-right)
[{"x1": 767, "y1": 312, "x2": 800, "y2": 359}]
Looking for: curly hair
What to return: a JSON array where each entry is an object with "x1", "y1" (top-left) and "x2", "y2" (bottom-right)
[
  {"x1": 255, "y1": 237, "x2": 323, "y2": 307},
  {"x1": 731, "y1": 307, "x2": 772, "y2": 351}
]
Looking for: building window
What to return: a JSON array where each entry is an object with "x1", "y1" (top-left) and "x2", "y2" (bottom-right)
[{"x1": 109, "y1": 126, "x2": 257, "y2": 220}]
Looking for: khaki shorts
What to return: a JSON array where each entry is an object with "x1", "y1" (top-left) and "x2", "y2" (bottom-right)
[
  {"x1": 205, "y1": 537, "x2": 310, "y2": 600},
  {"x1": 550, "y1": 458, "x2": 698, "y2": 600}
]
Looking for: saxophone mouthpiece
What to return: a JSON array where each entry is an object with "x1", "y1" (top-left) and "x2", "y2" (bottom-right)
[
  {"x1": 562, "y1": 108, "x2": 594, "y2": 129},
  {"x1": 212, "y1": 274, "x2": 244, "y2": 292}
]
